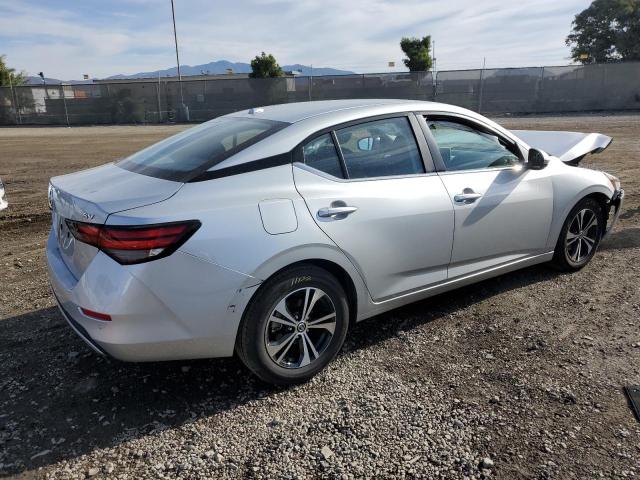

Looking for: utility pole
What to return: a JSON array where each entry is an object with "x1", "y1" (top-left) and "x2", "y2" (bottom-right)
[
  {"x1": 432, "y1": 40, "x2": 436, "y2": 77},
  {"x1": 170, "y1": 0, "x2": 188, "y2": 120},
  {"x1": 39, "y1": 71, "x2": 49, "y2": 99}
]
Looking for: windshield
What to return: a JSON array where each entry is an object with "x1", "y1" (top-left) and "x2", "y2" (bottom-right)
[{"x1": 117, "y1": 117, "x2": 288, "y2": 181}]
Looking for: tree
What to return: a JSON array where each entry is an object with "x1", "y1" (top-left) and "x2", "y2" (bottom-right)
[
  {"x1": 566, "y1": 0, "x2": 640, "y2": 64},
  {"x1": 0, "y1": 55, "x2": 27, "y2": 87},
  {"x1": 400, "y1": 36, "x2": 433, "y2": 72},
  {"x1": 249, "y1": 52, "x2": 283, "y2": 78}
]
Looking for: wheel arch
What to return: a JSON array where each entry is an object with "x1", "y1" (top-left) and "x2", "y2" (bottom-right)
[
  {"x1": 547, "y1": 184, "x2": 613, "y2": 250},
  {"x1": 249, "y1": 258, "x2": 360, "y2": 329},
  {"x1": 243, "y1": 241, "x2": 372, "y2": 328},
  {"x1": 300, "y1": 259, "x2": 358, "y2": 328},
  {"x1": 583, "y1": 192, "x2": 611, "y2": 233}
]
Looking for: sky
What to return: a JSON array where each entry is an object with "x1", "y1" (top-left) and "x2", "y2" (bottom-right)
[{"x1": 0, "y1": 0, "x2": 592, "y2": 80}]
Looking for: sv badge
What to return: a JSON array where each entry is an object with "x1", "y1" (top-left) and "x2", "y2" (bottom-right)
[{"x1": 80, "y1": 210, "x2": 95, "y2": 221}]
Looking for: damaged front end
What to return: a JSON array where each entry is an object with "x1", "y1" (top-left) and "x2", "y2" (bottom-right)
[
  {"x1": 511, "y1": 130, "x2": 612, "y2": 166},
  {"x1": 603, "y1": 188, "x2": 625, "y2": 240},
  {"x1": 513, "y1": 129, "x2": 623, "y2": 238}
]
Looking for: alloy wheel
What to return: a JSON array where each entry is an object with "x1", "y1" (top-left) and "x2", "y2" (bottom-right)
[
  {"x1": 565, "y1": 208, "x2": 599, "y2": 263},
  {"x1": 264, "y1": 287, "x2": 337, "y2": 369}
]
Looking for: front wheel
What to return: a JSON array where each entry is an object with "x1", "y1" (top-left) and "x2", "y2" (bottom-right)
[
  {"x1": 551, "y1": 197, "x2": 604, "y2": 271},
  {"x1": 236, "y1": 265, "x2": 349, "y2": 385}
]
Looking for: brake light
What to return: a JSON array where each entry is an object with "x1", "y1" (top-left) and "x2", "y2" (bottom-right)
[
  {"x1": 66, "y1": 220, "x2": 201, "y2": 265},
  {"x1": 80, "y1": 308, "x2": 112, "y2": 322}
]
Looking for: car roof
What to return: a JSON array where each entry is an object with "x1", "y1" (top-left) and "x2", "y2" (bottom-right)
[
  {"x1": 212, "y1": 99, "x2": 522, "y2": 171},
  {"x1": 227, "y1": 99, "x2": 460, "y2": 124}
]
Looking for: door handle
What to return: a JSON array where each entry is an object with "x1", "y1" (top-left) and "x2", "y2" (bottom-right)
[
  {"x1": 454, "y1": 191, "x2": 483, "y2": 204},
  {"x1": 317, "y1": 206, "x2": 358, "y2": 218}
]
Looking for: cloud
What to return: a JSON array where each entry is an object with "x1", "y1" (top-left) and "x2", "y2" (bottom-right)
[{"x1": 0, "y1": 0, "x2": 591, "y2": 79}]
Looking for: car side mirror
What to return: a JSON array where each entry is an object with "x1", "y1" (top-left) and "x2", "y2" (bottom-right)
[
  {"x1": 357, "y1": 137, "x2": 374, "y2": 151},
  {"x1": 527, "y1": 148, "x2": 548, "y2": 170}
]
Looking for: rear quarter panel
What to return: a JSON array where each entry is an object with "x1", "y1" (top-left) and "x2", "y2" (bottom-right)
[{"x1": 107, "y1": 165, "x2": 373, "y2": 319}]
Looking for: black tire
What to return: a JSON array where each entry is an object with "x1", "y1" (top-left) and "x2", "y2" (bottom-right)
[
  {"x1": 236, "y1": 265, "x2": 349, "y2": 385},
  {"x1": 551, "y1": 197, "x2": 604, "y2": 271}
]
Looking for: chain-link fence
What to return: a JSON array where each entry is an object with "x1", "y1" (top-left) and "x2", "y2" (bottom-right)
[
  {"x1": 435, "y1": 62, "x2": 640, "y2": 114},
  {"x1": 1, "y1": 63, "x2": 638, "y2": 126}
]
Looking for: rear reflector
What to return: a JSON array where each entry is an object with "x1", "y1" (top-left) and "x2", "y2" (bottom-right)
[
  {"x1": 66, "y1": 220, "x2": 201, "y2": 265},
  {"x1": 80, "y1": 308, "x2": 112, "y2": 322}
]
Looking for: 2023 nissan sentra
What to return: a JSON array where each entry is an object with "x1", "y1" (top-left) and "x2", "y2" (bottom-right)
[{"x1": 47, "y1": 99, "x2": 624, "y2": 384}]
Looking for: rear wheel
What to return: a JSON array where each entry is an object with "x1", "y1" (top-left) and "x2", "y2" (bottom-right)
[
  {"x1": 236, "y1": 265, "x2": 349, "y2": 385},
  {"x1": 551, "y1": 197, "x2": 604, "y2": 271}
]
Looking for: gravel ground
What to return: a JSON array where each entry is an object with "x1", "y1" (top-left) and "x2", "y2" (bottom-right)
[{"x1": 0, "y1": 115, "x2": 639, "y2": 479}]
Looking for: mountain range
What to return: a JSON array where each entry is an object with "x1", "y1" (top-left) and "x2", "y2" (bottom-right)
[
  {"x1": 24, "y1": 61, "x2": 354, "y2": 85},
  {"x1": 107, "y1": 60, "x2": 353, "y2": 79}
]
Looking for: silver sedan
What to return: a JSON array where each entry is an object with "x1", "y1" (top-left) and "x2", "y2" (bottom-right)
[{"x1": 46, "y1": 100, "x2": 624, "y2": 384}]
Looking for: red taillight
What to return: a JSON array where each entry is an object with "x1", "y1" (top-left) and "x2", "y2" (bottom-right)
[
  {"x1": 80, "y1": 308, "x2": 112, "y2": 322},
  {"x1": 72, "y1": 223, "x2": 101, "y2": 245},
  {"x1": 66, "y1": 220, "x2": 201, "y2": 265}
]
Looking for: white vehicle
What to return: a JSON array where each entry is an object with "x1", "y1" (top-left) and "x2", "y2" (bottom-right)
[
  {"x1": 0, "y1": 178, "x2": 7, "y2": 211},
  {"x1": 47, "y1": 100, "x2": 624, "y2": 384}
]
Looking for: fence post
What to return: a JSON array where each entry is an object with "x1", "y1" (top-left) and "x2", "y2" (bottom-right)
[
  {"x1": 477, "y1": 68, "x2": 485, "y2": 113},
  {"x1": 433, "y1": 71, "x2": 437, "y2": 101},
  {"x1": 538, "y1": 67, "x2": 545, "y2": 113},
  {"x1": 601, "y1": 63, "x2": 607, "y2": 110},
  {"x1": 61, "y1": 85, "x2": 71, "y2": 127},
  {"x1": 8, "y1": 76, "x2": 21, "y2": 125},
  {"x1": 156, "y1": 78, "x2": 162, "y2": 123},
  {"x1": 15, "y1": 87, "x2": 22, "y2": 125}
]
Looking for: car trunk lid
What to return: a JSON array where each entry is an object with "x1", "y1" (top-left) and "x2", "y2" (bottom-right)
[
  {"x1": 49, "y1": 163, "x2": 183, "y2": 279},
  {"x1": 511, "y1": 130, "x2": 612, "y2": 165}
]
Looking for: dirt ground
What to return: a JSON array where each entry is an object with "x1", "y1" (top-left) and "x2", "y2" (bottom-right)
[{"x1": 0, "y1": 115, "x2": 639, "y2": 479}]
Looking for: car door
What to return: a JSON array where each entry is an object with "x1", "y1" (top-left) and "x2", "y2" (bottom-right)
[
  {"x1": 420, "y1": 114, "x2": 554, "y2": 279},
  {"x1": 293, "y1": 114, "x2": 454, "y2": 302}
]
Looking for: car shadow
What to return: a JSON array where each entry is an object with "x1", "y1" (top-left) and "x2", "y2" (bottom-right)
[
  {"x1": 461, "y1": 167, "x2": 527, "y2": 227},
  {"x1": 599, "y1": 227, "x2": 640, "y2": 251},
  {"x1": 0, "y1": 262, "x2": 579, "y2": 475}
]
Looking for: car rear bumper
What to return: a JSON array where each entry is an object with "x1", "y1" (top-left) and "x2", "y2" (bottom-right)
[
  {"x1": 46, "y1": 229, "x2": 259, "y2": 362},
  {"x1": 603, "y1": 188, "x2": 624, "y2": 240},
  {"x1": 51, "y1": 290, "x2": 110, "y2": 357}
]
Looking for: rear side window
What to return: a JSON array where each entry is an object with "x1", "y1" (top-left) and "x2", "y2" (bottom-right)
[
  {"x1": 118, "y1": 117, "x2": 287, "y2": 181},
  {"x1": 335, "y1": 117, "x2": 424, "y2": 179},
  {"x1": 302, "y1": 134, "x2": 345, "y2": 178}
]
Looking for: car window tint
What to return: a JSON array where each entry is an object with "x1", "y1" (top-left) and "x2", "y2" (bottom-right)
[
  {"x1": 302, "y1": 134, "x2": 344, "y2": 178},
  {"x1": 335, "y1": 117, "x2": 424, "y2": 179},
  {"x1": 221, "y1": 128, "x2": 266, "y2": 150},
  {"x1": 427, "y1": 120, "x2": 520, "y2": 171},
  {"x1": 117, "y1": 117, "x2": 286, "y2": 181}
]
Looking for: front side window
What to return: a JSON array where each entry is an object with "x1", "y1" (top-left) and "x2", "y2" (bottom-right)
[
  {"x1": 427, "y1": 119, "x2": 520, "y2": 171},
  {"x1": 118, "y1": 117, "x2": 287, "y2": 181},
  {"x1": 335, "y1": 117, "x2": 424, "y2": 179}
]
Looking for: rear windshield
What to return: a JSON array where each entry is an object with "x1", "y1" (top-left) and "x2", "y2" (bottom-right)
[{"x1": 117, "y1": 117, "x2": 287, "y2": 181}]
